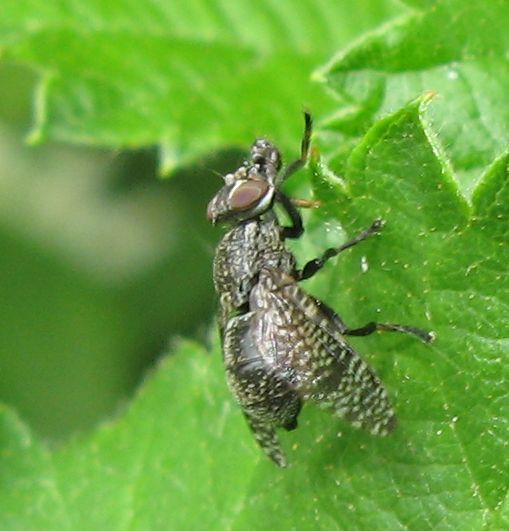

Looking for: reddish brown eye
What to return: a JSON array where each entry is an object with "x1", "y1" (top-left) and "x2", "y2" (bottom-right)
[{"x1": 230, "y1": 181, "x2": 269, "y2": 211}]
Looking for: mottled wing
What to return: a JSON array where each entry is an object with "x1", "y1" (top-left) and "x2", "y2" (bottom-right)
[
  {"x1": 243, "y1": 412, "x2": 288, "y2": 467},
  {"x1": 253, "y1": 269, "x2": 397, "y2": 435}
]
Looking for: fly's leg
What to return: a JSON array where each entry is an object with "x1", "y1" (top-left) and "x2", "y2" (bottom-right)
[
  {"x1": 278, "y1": 192, "x2": 304, "y2": 239},
  {"x1": 291, "y1": 198, "x2": 321, "y2": 209},
  {"x1": 278, "y1": 193, "x2": 322, "y2": 239},
  {"x1": 294, "y1": 219, "x2": 434, "y2": 342},
  {"x1": 344, "y1": 321, "x2": 435, "y2": 343},
  {"x1": 296, "y1": 219, "x2": 383, "y2": 281},
  {"x1": 243, "y1": 412, "x2": 288, "y2": 468},
  {"x1": 277, "y1": 111, "x2": 313, "y2": 240},
  {"x1": 301, "y1": 288, "x2": 434, "y2": 344},
  {"x1": 278, "y1": 111, "x2": 312, "y2": 185}
]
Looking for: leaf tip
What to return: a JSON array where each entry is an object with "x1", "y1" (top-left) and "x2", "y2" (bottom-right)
[
  {"x1": 157, "y1": 143, "x2": 178, "y2": 178},
  {"x1": 406, "y1": 91, "x2": 437, "y2": 116},
  {"x1": 25, "y1": 128, "x2": 43, "y2": 145},
  {"x1": 25, "y1": 73, "x2": 53, "y2": 146},
  {"x1": 421, "y1": 90, "x2": 438, "y2": 105}
]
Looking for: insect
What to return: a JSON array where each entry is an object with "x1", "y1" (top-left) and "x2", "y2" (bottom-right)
[{"x1": 208, "y1": 114, "x2": 434, "y2": 467}]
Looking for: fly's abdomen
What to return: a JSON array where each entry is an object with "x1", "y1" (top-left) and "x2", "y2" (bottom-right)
[{"x1": 223, "y1": 312, "x2": 301, "y2": 430}]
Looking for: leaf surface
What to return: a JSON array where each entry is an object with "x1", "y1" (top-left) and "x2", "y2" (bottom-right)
[
  {"x1": 317, "y1": 0, "x2": 509, "y2": 196},
  {"x1": 1, "y1": 99, "x2": 507, "y2": 529},
  {"x1": 0, "y1": 0, "x2": 402, "y2": 168}
]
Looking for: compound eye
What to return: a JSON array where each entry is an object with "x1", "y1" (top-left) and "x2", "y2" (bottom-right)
[{"x1": 229, "y1": 180, "x2": 269, "y2": 211}]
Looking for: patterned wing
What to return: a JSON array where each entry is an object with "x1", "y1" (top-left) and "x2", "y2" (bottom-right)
[
  {"x1": 243, "y1": 412, "x2": 288, "y2": 467},
  {"x1": 250, "y1": 268, "x2": 397, "y2": 436}
]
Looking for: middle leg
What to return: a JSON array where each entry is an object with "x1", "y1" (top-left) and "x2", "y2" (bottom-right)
[{"x1": 296, "y1": 219, "x2": 384, "y2": 281}]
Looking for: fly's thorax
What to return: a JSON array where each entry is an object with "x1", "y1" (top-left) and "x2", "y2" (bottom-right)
[
  {"x1": 213, "y1": 221, "x2": 259, "y2": 299},
  {"x1": 254, "y1": 217, "x2": 296, "y2": 275},
  {"x1": 212, "y1": 217, "x2": 295, "y2": 315}
]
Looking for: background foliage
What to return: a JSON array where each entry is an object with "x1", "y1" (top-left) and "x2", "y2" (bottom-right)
[{"x1": 0, "y1": 0, "x2": 507, "y2": 529}]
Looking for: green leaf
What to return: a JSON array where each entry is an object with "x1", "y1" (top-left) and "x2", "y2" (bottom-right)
[
  {"x1": 0, "y1": 406, "x2": 69, "y2": 528},
  {"x1": 0, "y1": 340, "x2": 260, "y2": 530},
  {"x1": 0, "y1": 0, "x2": 402, "y2": 168},
  {"x1": 309, "y1": 98, "x2": 508, "y2": 528},
  {"x1": 1, "y1": 0, "x2": 507, "y2": 527},
  {"x1": 1, "y1": 98, "x2": 507, "y2": 529},
  {"x1": 317, "y1": 0, "x2": 509, "y2": 197}
]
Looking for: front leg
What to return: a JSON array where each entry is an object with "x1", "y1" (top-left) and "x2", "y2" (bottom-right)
[
  {"x1": 277, "y1": 111, "x2": 312, "y2": 185},
  {"x1": 277, "y1": 191, "x2": 304, "y2": 239}
]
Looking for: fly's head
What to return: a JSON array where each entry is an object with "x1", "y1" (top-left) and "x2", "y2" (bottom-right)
[
  {"x1": 207, "y1": 139, "x2": 282, "y2": 226},
  {"x1": 250, "y1": 139, "x2": 281, "y2": 173}
]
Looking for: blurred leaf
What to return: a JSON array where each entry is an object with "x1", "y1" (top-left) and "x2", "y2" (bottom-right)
[
  {"x1": 0, "y1": 0, "x2": 402, "y2": 169},
  {"x1": 0, "y1": 341, "x2": 261, "y2": 530},
  {"x1": 317, "y1": 0, "x2": 509, "y2": 196},
  {"x1": 1, "y1": 98, "x2": 507, "y2": 529}
]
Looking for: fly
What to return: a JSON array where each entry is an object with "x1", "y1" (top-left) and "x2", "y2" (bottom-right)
[{"x1": 208, "y1": 114, "x2": 434, "y2": 467}]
